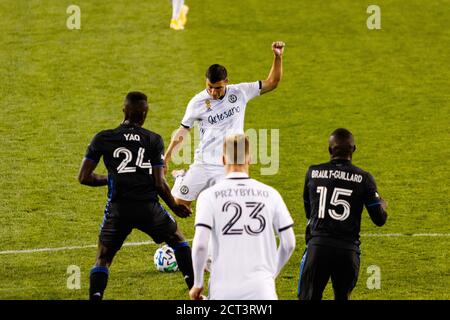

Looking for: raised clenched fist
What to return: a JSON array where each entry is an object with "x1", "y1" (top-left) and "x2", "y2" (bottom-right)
[{"x1": 272, "y1": 41, "x2": 285, "y2": 57}]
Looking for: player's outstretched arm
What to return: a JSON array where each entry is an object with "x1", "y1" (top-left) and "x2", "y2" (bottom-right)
[
  {"x1": 190, "y1": 226, "x2": 210, "y2": 300},
  {"x1": 153, "y1": 166, "x2": 191, "y2": 218},
  {"x1": 164, "y1": 126, "x2": 191, "y2": 175},
  {"x1": 367, "y1": 198, "x2": 388, "y2": 227},
  {"x1": 260, "y1": 41, "x2": 285, "y2": 95},
  {"x1": 274, "y1": 227, "x2": 296, "y2": 278},
  {"x1": 78, "y1": 158, "x2": 108, "y2": 186},
  {"x1": 303, "y1": 171, "x2": 312, "y2": 219},
  {"x1": 364, "y1": 174, "x2": 388, "y2": 226}
]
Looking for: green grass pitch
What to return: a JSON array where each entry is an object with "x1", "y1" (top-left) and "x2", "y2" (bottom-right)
[{"x1": 0, "y1": 0, "x2": 449, "y2": 299}]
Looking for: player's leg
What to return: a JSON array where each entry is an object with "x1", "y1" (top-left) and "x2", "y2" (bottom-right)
[
  {"x1": 298, "y1": 245, "x2": 332, "y2": 300},
  {"x1": 170, "y1": 0, "x2": 184, "y2": 30},
  {"x1": 171, "y1": 164, "x2": 209, "y2": 209},
  {"x1": 89, "y1": 242, "x2": 120, "y2": 300},
  {"x1": 90, "y1": 202, "x2": 131, "y2": 300},
  {"x1": 179, "y1": 2, "x2": 189, "y2": 27},
  {"x1": 137, "y1": 202, "x2": 194, "y2": 290},
  {"x1": 330, "y1": 249, "x2": 360, "y2": 300},
  {"x1": 165, "y1": 227, "x2": 194, "y2": 289},
  {"x1": 171, "y1": 0, "x2": 183, "y2": 20},
  {"x1": 171, "y1": 170, "x2": 192, "y2": 206},
  {"x1": 205, "y1": 164, "x2": 227, "y2": 186}
]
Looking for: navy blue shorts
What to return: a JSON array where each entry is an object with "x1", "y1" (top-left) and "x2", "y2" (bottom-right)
[
  {"x1": 99, "y1": 201, "x2": 177, "y2": 249},
  {"x1": 298, "y1": 244, "x2": 360, "y2": 300}
]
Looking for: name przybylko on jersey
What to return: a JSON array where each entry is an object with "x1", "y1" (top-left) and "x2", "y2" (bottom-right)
[
  {"x1": 311, "y1": 170, "x2": 363, "y2": 183},
  {"x1": 214, "y1": 187, "x2": 270, "y2": 199}
]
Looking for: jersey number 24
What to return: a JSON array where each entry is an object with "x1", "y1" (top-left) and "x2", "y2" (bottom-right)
[{"x1": 113, "y1": 147, "x2": 152, "y2": 174}]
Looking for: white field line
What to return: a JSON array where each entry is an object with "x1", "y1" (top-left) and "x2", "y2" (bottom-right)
[
  {"x1": 0, "y1": 241, "x2": 156, "y2": 255},
  {"x1": 0, "y1": 233, "x2": 449, "y2": 255}
]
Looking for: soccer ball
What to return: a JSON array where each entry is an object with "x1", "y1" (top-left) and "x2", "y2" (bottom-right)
[{"x1": 153, "y1": 245, "x2": 178, "y2": 272}]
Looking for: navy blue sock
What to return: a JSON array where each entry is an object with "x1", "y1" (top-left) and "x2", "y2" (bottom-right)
[
  {"x1": 171, "y1": 242, "x2": 194, "y2": 289},
  {"x1": 89, "y1": 266, "x2": 109, "y2": 300}
]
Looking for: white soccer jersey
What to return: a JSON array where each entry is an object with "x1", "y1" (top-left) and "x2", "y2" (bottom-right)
[
  {"x1": 195, "y1": 172, "x2": 294, "y2": 300},
  {"x1": 180, "y1": 82, "x2": 261, "y2": 165}
]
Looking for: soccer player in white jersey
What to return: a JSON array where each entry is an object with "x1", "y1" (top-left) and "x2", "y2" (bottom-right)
[
  {"x1": 164, "y1": 41, "x2": 285, "y2": 209},
  {"x1": 189, "y1": 134, "x2": 296, "y2": 300}
]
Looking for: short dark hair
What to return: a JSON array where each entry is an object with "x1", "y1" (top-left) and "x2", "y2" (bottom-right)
[
  {"x1": 329, "y1": 128, "x2": 355, "y2": 158},
  {"x1": 126, "y1": 91, "x2": 147, "y2": 107},
  {"x1": 125, "y1": 91, "x2": 148, "y2": 124},
  {"x1": 206, "y1": 64, "x2": 227, "y2": 83}
]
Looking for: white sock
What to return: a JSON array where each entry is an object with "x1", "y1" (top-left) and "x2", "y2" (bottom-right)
[{"x1": 171, "y1": 0, "x2": 184, "y2": 20}]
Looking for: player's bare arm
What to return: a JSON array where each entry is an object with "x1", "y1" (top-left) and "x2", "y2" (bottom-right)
[
  {"x1": 153, "y1": 166, "x2": 192, "y2": 218},
  {"x1": 260, "y1": 41, "x2": 285, "y2": 95},
  {"x1": 78, "y1": 158, "x2": 108, "y2": 186},
  {"x1": 163, "y1": 126, "x2": 191, "y2": 175}
]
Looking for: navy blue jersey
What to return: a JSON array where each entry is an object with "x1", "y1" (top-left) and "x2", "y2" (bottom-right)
[
  {"x1": 85, "y1": 123, "x2": 165, "y2": 202},
  {"x1": 303, "y1": 159, "x2": 386, "y2": 251}
]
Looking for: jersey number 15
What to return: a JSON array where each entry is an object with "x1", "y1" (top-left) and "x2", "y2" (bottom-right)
[{"x1": 316, "y1": 186, "x2": 353, "y2": 221}]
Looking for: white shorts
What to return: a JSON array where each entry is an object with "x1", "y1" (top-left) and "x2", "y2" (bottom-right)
[{"x1": 171, "y1": 163, "x2": 226, "y2": 201}]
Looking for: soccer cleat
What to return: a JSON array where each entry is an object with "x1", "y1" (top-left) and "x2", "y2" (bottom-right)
[
  {"x1": 179, "y1": 5, "x2": 189, "y2": 27},
  {"x1": 90, "y1": 292, "x2": 103, "y2": 301},
  {"x1": 170, "y1": 19, "x2": 184, "y2": 31}
]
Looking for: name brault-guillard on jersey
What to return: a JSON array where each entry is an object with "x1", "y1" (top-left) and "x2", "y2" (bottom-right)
[{"x1": 311, "y1": 169, "x2": 363, "y2": 183}]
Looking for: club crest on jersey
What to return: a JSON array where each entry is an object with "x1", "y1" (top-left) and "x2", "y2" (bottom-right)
[
  {"x1": 180, "y1": 185, "x2": 189, "y2": 195},
  {"x1": 228, "y1": 94, "x2": 237, "y2": 103},
  {"x1": 205, "y1": 99, "x2": 212, "y2": 110},
  {"x1": 124, "y1": 133, "x2": 140, "y2": 141}
]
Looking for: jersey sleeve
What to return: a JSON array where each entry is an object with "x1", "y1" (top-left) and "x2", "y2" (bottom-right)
[
  {"x1": 364, "y1": 172, "x2": 388, "y2": 226},
  {"x1": 237, "y1": 81, "x2": 261, "y2": 103},
  {"x1": 364, "y1": 173, "x2": 382, "y2": 207},
  {"x1": 273, "y1": 190, "x2": 294, "y2": 233},
  {"x1": 195, "y1": 191, "x2": 214, "y2": 230},
  {"x1": 180, "y1": 98, "x2": 198, "y2": 129},
  {"x1": 84, "y1": 133, "x2": 103, "y2": 163},
  {"x1": 303, "y1": 168, "x2": 312, "y2": 219},
  {"x1": 150, "y1": 134, "x2": 165, "y2": 167}
]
